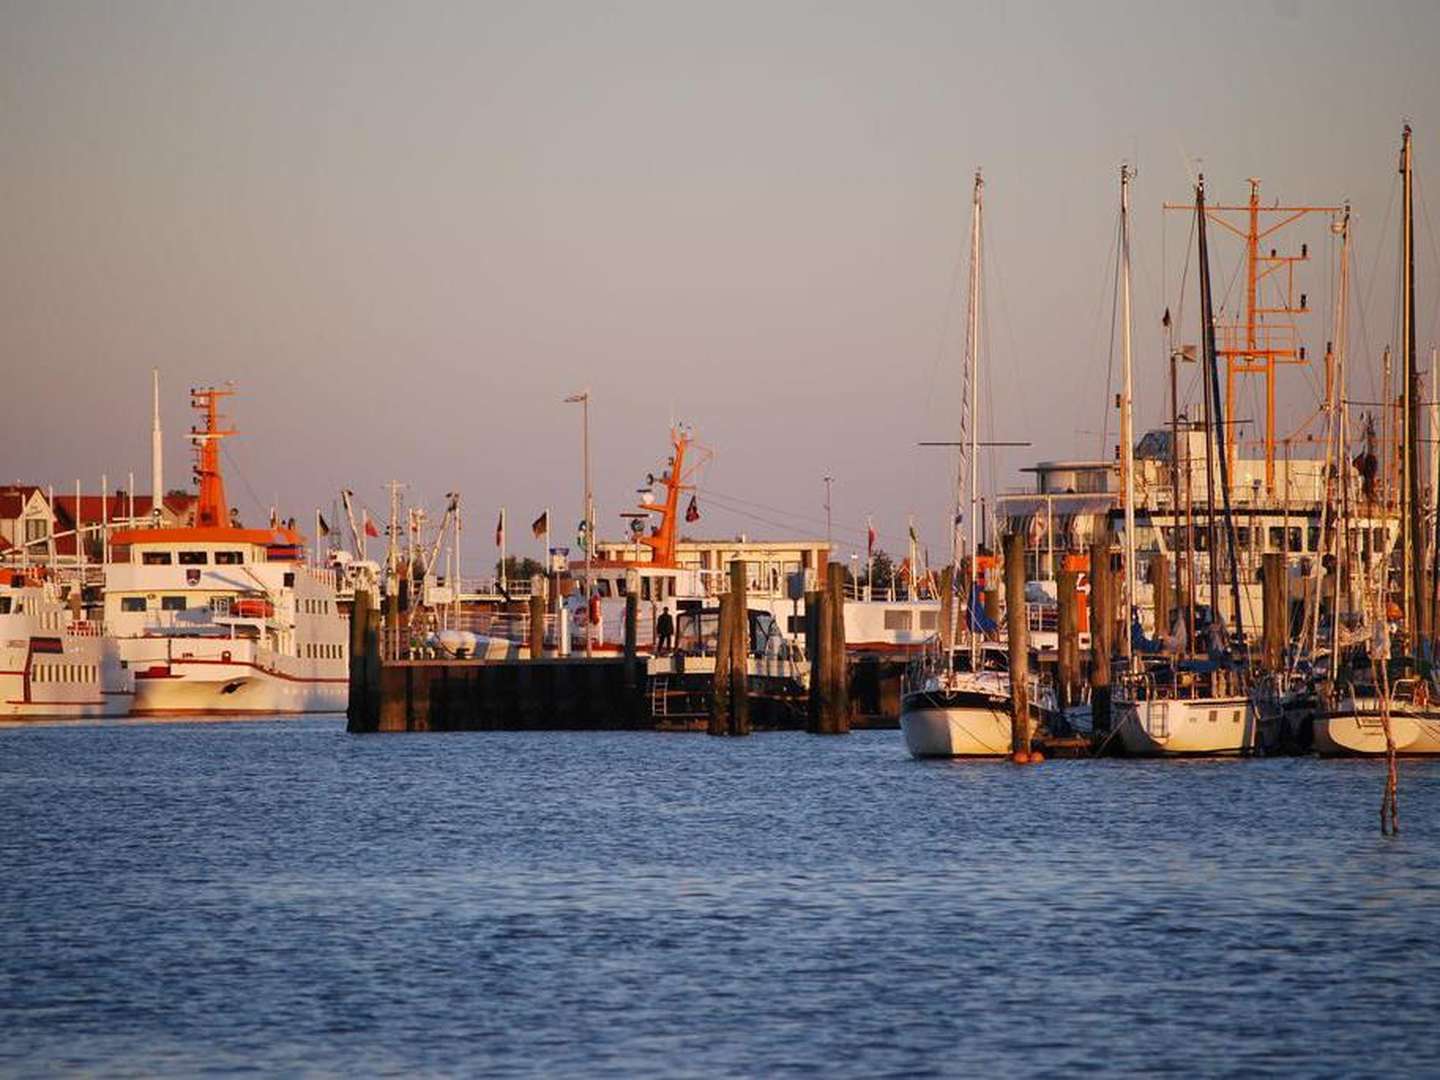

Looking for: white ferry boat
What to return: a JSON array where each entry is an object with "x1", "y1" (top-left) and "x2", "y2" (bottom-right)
[
  {"x1": 1, "y1": 569, "x2": 131, "y2": 719},
  {"x1": 104, "y1": 387, "x2": 348, "y2": 715}
]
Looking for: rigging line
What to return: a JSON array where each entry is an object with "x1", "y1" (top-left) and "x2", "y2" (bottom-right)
[
  {"x1": 916, "y1": 204, "x2": 972, "y2": 514},
  {"x1": 219, "y1": 443, "x2": 269, "y2": 521},
  {"x1": 1083, "y1": 208, "x2": 1122, "y2": 458},
  {"x1": 1102, "y1": 205, "x2": 1122, "y2": 461},
  {"x1": 695, "y1": 487, "x2": 876, "y2": 543},
  {"x1": 980, "y1": 214, "x2": 1003, "y2": 510},
  {"x1": 1415, "y1": 170, "x2": 1440, "y2": 346}
]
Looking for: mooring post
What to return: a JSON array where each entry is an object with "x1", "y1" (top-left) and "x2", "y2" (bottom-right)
[
  {"x1": 938, "y1": 565, "x2": 955, "y2": 659},
  {"x1": 1057, "y1": 570, "x2": 1079, "y2": 710},
  {"x1": 1090, "y1": 526, "x2": 1113, "y2": 733},
  {"x1": 528, "y1": 592, "x2": 546, "y2": 659},
  {"x1": 1005, "y1": 530, "x2": 1031, "y2": 757},
  {"x1": 709, "y1": 591, "x2": 735, "y2": 736},
  {"x1": 728, "y1": 561, "x2": 751, "y2": 735},
  {"x1": 1263, "y1": 551, "x2": 1286, "y2": 673},
  {"x1": 823, "y1": 560, "x2": 850, "y2": 734},
  {"x1": 1150, "y1": 553, "x2": 1171, "y2": 646},
  {"x1": 623, "y1": 591, "x2": 640, "y2": 718}
]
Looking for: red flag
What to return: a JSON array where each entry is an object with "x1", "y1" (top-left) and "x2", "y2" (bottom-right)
[
  {"x1": 363, "y1": 511, "x2": 380, "y2": 539},
  {"x1": 684, "y1": 495, "x2": 700, "y2": 523},
  {"x1": 867, "y1": 520, "x2": 877, "y2": 557},
  {"x1": 494, "y1": 509, "x2": 505, "y2": 547}
]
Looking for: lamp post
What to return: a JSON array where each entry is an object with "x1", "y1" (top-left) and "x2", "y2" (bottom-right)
[{"x1": 565, "y1": 390, "x2": 593, "y2": 657}]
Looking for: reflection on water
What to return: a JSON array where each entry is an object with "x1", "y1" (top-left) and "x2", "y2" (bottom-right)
[{"x1": 3, "y1": 718, "x2": 1439, "y2": 1075}]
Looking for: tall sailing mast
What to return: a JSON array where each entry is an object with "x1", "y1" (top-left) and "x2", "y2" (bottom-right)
[
  {"x1": 1119, "y1": 164, "x2": 1138, "y2": 665},
  {"x1": 1401, "y1": 124, "x2": 1426, "y2": 653},
  {"x1": 954, "y1": 169, "x2": 983, "y2": 667}
]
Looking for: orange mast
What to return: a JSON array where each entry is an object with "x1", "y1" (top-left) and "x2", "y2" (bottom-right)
[
  {"x1": 190, "y1": 386, "x2": 236, "y2": 528},
  {"x1": 637, "y1": 427, "x2": 690, "y2": 567},
  {"x1": 1165, "y1": 184, "x2": 1339, "y2": 491}
]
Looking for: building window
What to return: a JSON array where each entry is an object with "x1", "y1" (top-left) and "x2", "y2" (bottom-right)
[
  {"x1": 161, "y1": 596, "x2": 186, "y2": 611},
  {"x1": 883, "y1": 610, "x2": 913, "y2": 631},
  {"x1": 215, "y1": 551, "x2": 243, "y2": 565},
  {"x1": 121, "y1": 597, "x2": 147, "y2": 612},
  {"x1": 142, "y1": 552, "x2": 173, "y2": 565},
  {"x1": 24, "y1": 518, "x2": 47, "y2": 543},
  {"x1": 178, "y1": 551, "x2": 208, "y2": 565},
  {"x1": 919, "y1": 611, "x2": 939, "y2": 630}
]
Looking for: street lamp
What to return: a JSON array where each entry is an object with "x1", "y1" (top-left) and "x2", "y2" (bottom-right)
[
  {"x1": 564, "y1": 390, "x2": 593, "y2": 657},
  {"x1": 823, "y1": 475, "x2": 833, "y2": 549}
]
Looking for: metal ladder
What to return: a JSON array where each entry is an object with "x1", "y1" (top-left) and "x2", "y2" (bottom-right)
[{"x1": 650, "y1": 675, "x2": 668, "y2": 718}]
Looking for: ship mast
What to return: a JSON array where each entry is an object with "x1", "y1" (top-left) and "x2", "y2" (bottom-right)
[
  {"x1": 968, "y1": 169, "x2": 982, "y2": 667},
  {"x1": 1119, "y1": 164, "x2": 1137, "y2": 665},
  {"x1": 151, "y1": 369, "x2": 164, "y2": 525},
  {"x1": 1401, "y1": 124, "x2": 1425, "y2": 653},
  {"x1": 189, "y1": 386, "x2": 236, "y2": 529}
]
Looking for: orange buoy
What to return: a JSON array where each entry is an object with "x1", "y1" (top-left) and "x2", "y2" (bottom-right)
[
  {"x1": 1029, "y1": 750, "x2": 1046, "y2": 764},
  {"x1": 1011, "y1": 750, "x2": 1030, "y2": 765}
]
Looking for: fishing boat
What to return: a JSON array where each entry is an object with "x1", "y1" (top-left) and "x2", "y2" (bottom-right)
[
  {"x1": 900, "y1": 169, "x2": 1018, "y2": 756},
  {"x1": 104, "y1": 387, "x2": 348, "y2": 715},
  {"x1": 1, "y1": 568, "x2": 132, "y2": 719}
]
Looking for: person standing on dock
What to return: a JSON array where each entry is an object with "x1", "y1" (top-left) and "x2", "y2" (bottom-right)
[{"x1": 656, "y1": 605, "x2": 674, "y2": 655}]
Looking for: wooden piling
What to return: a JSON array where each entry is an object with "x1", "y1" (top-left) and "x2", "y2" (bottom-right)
[
  {"x1": 1057, "y1": 570, "x2": 1079, "y2": 710},
  {"x1": 623, "y1": 591, "x2": 639, "y2": 718},
  {"x1": 709, "y1": 591, "x2": 739, "y2": 736},
  {"x1": 1005, "y1": 531, "x2": 1031, "y2": 755},
  {"x1": 1089, "y1": 526, "x2": 1113, "y2": 733},
  {"x1": 1262, "y1": 551, "x2": 1286, "y2": 673},
  {"x1": 729, "y1": 560, "x2": 751, "y2": 736},
  {"x1": 528, "y1": 593, "x2": 546, "y2": 659},
  {"x1": 1150, "y1": 553, "x2": 1171, "y2": 645},
  {"x1": 938, "y1": 565, "x2": 955, "y2": 658},
  {"x1": 828, "y1": 561, "x2": 850, "y2": 732}
]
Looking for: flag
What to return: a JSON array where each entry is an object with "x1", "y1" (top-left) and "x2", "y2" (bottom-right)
[
  {"x1": 685, "y1": 495, "x2": 700, "y2": 523},
  {"x1": 495, "y1": 509, "x2": 505, "y2": 547},
  {"x1": 317, "y1": 514, "x2": 331, "y2": 538},
  {"x1": 909, "y1": 521, "x2": 918, "y2": 544},
  {"x1": 363, "y1": 511, "x2": 380, "y2": 539},
  {"x1": 531, "y1": 510, "x2": 548, "y2": 538},
  {"x1": 867, "y1": 519, "x2": 877, "y2": 557},
  {"x1": 269, "y1": 507, "x2": 278, "y2": 529}
]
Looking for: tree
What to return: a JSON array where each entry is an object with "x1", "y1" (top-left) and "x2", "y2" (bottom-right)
[
  {"x1": 860, "y1": 549, "x2": 896, "y2": 591},
  {"x1": 497, "y1": 555, "x2": 544, "y2": 582}
]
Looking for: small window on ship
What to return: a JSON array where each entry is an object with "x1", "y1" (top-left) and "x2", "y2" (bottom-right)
[{"x1": 178, "y1": 551, "x2": 208, "y2": 565}]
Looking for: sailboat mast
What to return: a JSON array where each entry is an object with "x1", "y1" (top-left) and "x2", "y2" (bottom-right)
[
  {"x1": 1402, "y1": 124, "x2": 1425, "y2": 653},
  {"x1": 968, "y1": 169, "x2": 983, "y2": 663},
  {"x1": 1120, "y1": 164, "x2": 1137, "y2": 663}
]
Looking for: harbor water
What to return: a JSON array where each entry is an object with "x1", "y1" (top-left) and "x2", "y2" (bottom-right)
[{"x1": 3, "y1": 718, "x2": 1440, "y2": 1076}]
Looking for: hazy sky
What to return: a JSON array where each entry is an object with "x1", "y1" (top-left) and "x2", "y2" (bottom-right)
[{"x1": 3, "y1": 0, "x2": 1438, "y2": 571}]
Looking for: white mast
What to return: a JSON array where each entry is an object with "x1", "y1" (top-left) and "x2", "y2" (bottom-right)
[
  {"x1": 1120, "y1": 164, "x2": 1137, "y2": 664},
  {"x1": 150, "y1": 368, "x2": 163, "y2": 524},
  {"x1": 968, "y1": 169, "x2": 983, "y2": 664}
]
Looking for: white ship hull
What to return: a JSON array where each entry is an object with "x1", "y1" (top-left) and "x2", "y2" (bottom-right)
[
  {"x1": 130, "y1": 652, "x2": 345, "y2": 715},
  {"x1": 900, "y1": 685, "x2": 1012, "y2": 757},
  {"x1": 1115, "y1": 696, "x2": 1258, "y2": 755},
  {"x1": 1314, "y1": 693, "x2": 1440, "y2": 755},
  {"x1": 1, "y1": 582, "x2": 133, "y2": 720}
]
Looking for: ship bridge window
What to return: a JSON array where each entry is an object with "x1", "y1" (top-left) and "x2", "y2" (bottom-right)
[
  {"x1": 161, "y1": 596, "x2": 186, "y2": 611},
  {"x1": 615, "y1": 577, "x2": 627, "y2": 597},
  {"x1": 215, "y1": 551, "x2": 243, "y2": 565},
  {"x1": 178, "y1": 551, "x2": 208, "y2": 565},
  {"x1": 884, "y1": 610, "x2": 913, "y2": 632},
  {"x1": 0, "y1": 597, "x2": 8, "y2": 615},
  {"x1": 121, "y1": 597, "x2": 147, "y2": 612},
  {"x1": 1234, "y1": 526, "x2": 1250, "y2": 549},
  {"x1": 594, "y1": 579, "x2": 612, "y2": 598},
  {"x1": 142, "y1": 551, "x2": 172, "y2": 565}
]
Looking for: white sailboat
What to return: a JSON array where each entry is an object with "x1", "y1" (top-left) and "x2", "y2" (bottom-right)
[
  {"x1": 1111, "y1": 166, "x2": 1262, "y2": 755},
  {"x1": 901, "y1": 169, "x2": 1015, "y2": 758}
]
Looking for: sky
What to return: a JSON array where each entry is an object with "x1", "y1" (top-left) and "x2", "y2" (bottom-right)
[{"x1": 3, "y1": 0, "x2": 1439, "y2": 573}]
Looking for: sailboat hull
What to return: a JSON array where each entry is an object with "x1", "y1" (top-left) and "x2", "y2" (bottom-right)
[
  {"x1": 1114, "y1": 696, "x2": 1259, "y2": 755},
  {"x1": 900, "y1": 689, "x2": 1012, "y2": 757}
]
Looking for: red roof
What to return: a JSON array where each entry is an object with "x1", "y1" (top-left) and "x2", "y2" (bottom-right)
[
  {"x1": 0, "y1": 485, "x2": 45, "y2": 520},
  {"x1": 47, "y1": 492, "x2": 197, "y2": 555}
]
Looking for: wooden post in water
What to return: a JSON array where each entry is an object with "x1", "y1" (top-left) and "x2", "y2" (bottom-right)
[
  {"x1": 729, "y1": 560, "x2": 751, "y2": 736},
  {"x1": 938, "y1": 565, "x2": 955, "y2": 659},
  {"x1": 1262, "y1": 552, "x2": 1286, "y2": 673},
  {"x1": 623, "y1": 592, "x2": 639, "y2": 717},
  {"x1": 709, "y1": 592, "x2": 736, "y2": 736},
  {"x1": 1057, "y1": 570, "x2": 1079, "y2": 710},
  {"x1": 1005, "y1": 531, "x2": 1031, "y2": 757},
  {"x1": 528, "y1": 592, "x2": 546, "y2": 659},
  {"x1": 1089, "y1": 526, "x2": 1113, "y2": 733},
  {"x1": 1150, "y1": 553, "x2": 1171, "y2": 645},
  {"x1": 984, "y1": 585, "x2": 1001, "y2": 636},
  {"x1": 804, "y1": 588, "x2": 822, "y2": 730},
  {"x1": 825, "y1": 560, "x2": 850, "y2": 733}
]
